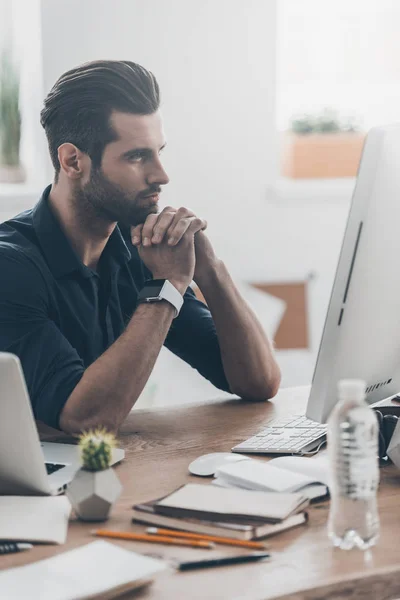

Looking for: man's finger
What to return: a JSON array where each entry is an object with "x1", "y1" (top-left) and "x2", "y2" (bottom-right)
[
  {"x1": 168, "y1": 217, "x2": 207, "y2": 246},
  {"x1": 131, "y1": 224, "x2": 144, "y2": 246},
  {"x1": 166, "y1": 207, "x2": 195, "y2": 235},
  {"x1": 141, "y1": 214, "x2": 159, "y2": 246},
  {"x1": 165, "y1": 207, "x2": 205, "y2": 243},
  {"x1": 151, "y1": 209, "x2": 176, "y2": 244},
  {"x1": 196, "y1": 219, "x2": 207, "y2": 232}
]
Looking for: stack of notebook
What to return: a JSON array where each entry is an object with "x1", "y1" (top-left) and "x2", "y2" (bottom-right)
[{"x1": 132, "y1": 483, "x2": 309, "y2": 541}]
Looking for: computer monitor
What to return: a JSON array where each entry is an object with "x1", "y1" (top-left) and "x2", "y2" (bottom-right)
[{"x1": 306, "y1": 123, "x2": 400, "y2": 423}]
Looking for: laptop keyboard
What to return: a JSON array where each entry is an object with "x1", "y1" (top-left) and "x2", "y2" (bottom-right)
[
  {"x1": 45, "y1": 462, "x2": 66, "y2": 475},
  {"x1": 232, "y1": 415, "x2": 327, "y2": 455}
]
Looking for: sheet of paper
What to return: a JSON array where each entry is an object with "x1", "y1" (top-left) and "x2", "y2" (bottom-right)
[
  {"x1": 0, "y1": 496, "x2": 71, "y2": 544},
  {"x1": 0, "y1": 541, "x2": 166, "y2": 600}
]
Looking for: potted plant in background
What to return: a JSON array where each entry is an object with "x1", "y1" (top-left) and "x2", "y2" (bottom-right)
[
  {"x1": 0, "y1": 47, "x2": 25, "y2": 183},
  {"x1": 281, "y1": 108, "x2": 365, "y2": 179},
  {"x1": 67, "y1": 428, "x2": 122, "y2": 522}
]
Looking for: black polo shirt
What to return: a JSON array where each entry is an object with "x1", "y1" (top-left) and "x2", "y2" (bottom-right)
[{"x1": 0, "y1": 186, "x2": 230, "y2": 429}]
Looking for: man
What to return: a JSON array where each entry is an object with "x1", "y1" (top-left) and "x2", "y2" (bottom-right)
[{"x1": 0, "y1": 60, "x2": 280, "y2": 434}]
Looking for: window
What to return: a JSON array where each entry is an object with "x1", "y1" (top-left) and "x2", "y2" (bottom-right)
[
  {"x1": 278, "y1": 0, "x2": 400, "y2": 131},
  {"x1": 0, "y1": 0, "x2": 48, "y2": 190}
]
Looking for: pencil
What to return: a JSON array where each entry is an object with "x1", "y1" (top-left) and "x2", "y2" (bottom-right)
[
  {"x1": 91, "y1": 529, "x2": 214, "y2": 549},
  {"x1": 146, "y1": 527, "x2": 267, "y2": 550}
]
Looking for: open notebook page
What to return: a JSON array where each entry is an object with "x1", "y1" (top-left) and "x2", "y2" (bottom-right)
[{"x1": 269, "y1": 455, "x2": 330, "y2": 486}]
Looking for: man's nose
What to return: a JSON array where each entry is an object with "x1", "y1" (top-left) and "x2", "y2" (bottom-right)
[{"x1": 147, "y1": 157, "x2": 170, "y2": 186}]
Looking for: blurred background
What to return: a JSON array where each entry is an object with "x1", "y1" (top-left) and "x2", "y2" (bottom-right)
[{"x1": 1, "y1": 0, "x2": 399, "y2": 408}]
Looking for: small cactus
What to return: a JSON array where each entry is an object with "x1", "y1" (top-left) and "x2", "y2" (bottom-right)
[{"x1": 78, "y1": 428, "x2": 117, "y2": 471}]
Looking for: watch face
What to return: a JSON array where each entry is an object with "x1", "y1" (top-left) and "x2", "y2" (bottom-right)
[
  {"x1": 139, "y1": 280, "x2": 165, "y2": 299},
  {"x1": 143, "y1": 280, "x2": 165, "y2": 289}
]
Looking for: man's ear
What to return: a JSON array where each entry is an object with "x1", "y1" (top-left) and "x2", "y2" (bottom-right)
[{"x1": 57, "y1": 143, "x2": 91, "y2": 180}]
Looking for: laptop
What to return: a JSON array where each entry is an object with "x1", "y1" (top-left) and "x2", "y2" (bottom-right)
[{"x1": 0, "y1": 352, "x2": 124, "y2": 495}]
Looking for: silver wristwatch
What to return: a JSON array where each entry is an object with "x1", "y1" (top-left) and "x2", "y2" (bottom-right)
[{"x1": 137, "y1": 279, "x2": 184, "y2": 318}]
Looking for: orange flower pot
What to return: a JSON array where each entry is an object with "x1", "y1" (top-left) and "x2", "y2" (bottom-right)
[{"x1": 281, "y1": 132, "x2": 366, "y2": 179}]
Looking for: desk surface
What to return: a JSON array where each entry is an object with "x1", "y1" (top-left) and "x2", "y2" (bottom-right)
[{"x1": 4, "y1": 386, "x2": 400, "y2": 600}]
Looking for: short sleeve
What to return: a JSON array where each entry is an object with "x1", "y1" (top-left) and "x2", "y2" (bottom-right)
[
  {"x1": 0, "y1": 247, "x2": 84, "y2": 429},
  {"x1": 164, "y1": 286, "x2": 231, "y2": 392}
]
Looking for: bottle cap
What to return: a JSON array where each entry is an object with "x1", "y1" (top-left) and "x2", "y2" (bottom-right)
[{"x1": 337, "y1": 379, "x2": 366, "y2": 401}]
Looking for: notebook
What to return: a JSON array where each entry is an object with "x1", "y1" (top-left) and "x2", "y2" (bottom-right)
[
  {"x1": 0, "y1": 496, "x2": 71, "y2": 544},
  {"x1": 214, "y1": 456, "x2": 329, "y2": 501},
  {"x1": 153, "y1": 483, "x2": 309, "y2": 524},
  {"x1": 132, "y1": 500, "x2": 308, "y2": 540},
  {"x1": 0, "y1": 540, "x2": 166, "y2": 600}
]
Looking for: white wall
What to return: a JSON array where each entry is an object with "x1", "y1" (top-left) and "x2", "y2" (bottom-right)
[
  {"x1": 0, "y1": 0, "x2": 12, "y2": 47},
  {"x1": 268, "y1": 186, "x2": 351, "y2": 389}
]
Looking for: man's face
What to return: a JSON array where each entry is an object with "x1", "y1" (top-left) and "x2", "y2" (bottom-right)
[{"x1": 76, "y1": 110, "x2": 169, "y2": 226}]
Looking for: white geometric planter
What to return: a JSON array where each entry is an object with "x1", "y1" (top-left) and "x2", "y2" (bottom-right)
[{"x1": 67, "y1": 467, "x2": 122, "y2": 522}]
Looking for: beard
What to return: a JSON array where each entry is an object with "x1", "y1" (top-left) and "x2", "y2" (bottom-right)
[{"x1": 74, "y1": 167, "x2": 160, "y2": 226}]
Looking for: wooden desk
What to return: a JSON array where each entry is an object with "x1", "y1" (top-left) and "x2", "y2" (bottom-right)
[{"x1": 4, "y1": 386, "x2": 400, "y2": 600}]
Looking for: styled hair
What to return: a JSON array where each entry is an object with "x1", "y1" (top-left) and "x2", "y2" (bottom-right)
[{"x1": 40, "y1": 60, "x2": 160, "y2": 176}]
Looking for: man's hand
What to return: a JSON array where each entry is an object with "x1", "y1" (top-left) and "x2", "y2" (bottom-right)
[
  {"x1": 137, "y1": 234, "x2": 195, "y2": 295},
  {"x1": 131, "y1": 206, "x2": 207, "y2": 248},
  {"x1": 132, "y1": 207, "x2": 213, "y2": 293},
  {"x1": 132, "y1": 207, "x2": 206, "y2": 294},
  {"x1": 193, "y1": 230, "x2": 220, "y2": 285}
]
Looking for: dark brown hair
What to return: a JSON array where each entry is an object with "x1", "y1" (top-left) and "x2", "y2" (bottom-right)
[{"x1": 40, "y1": 60, "x2": 160, "y2": 177}]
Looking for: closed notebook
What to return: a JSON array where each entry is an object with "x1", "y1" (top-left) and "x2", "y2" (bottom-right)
[
  {"x1": 0, "y1": 540, "x2": 166, "y2": 600},
  {"x1": 214, "y1": 456, "x2": 329, "y2": 501},
  {"x1": 0, "y1": 496, "x2": 71, "y2": 544},
  {"x1": 132, "y1": 502, "x2": 308, "y2": 540},
  {"x1": 153, "y1": 483, "x2": 309, "y2": 523}
]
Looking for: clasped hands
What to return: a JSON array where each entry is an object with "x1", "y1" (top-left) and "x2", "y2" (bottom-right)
[
  {"x1": 131, "y1": 206, "x2": 207, "y2": 248},
  {"x1": 131, "y1": 206, "x2": 214, "y2": 293}
]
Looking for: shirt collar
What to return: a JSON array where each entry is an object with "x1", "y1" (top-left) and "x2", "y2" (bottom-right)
[{"x1": 33, "y1": 185, "x2": 131, "y2": 279}]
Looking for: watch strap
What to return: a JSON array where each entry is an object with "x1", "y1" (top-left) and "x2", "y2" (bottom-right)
[
  {"x1": 138, "y1": 280, "x2": 184, "y2": 318},
  {"x1": 158, "y1": 280, "x2": 184, "y2": 318}
]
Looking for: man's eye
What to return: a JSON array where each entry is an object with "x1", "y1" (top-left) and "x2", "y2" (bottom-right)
[{"x1": 128, "y1": 153, "x2": 145, "y2": 162}]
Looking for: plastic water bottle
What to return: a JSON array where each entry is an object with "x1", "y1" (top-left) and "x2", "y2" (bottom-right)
[{"x1": 327, "y1": 379, "x2": 380, "y2": 550}]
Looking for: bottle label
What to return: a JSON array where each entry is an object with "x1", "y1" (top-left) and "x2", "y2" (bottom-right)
[{"x1": 337, "y1": 420, "x2": 379, "y2": 500}]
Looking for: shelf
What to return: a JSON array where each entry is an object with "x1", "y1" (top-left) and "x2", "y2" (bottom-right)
[{"x1": 270, "y1": 177, "x2": 356, "y2": 204}]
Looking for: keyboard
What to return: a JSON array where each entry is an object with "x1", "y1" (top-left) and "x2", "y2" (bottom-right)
[
  {"x1": 45, "y1": 462, "x2": 66, "y2": 475},
  {"x1": 232, "y1": 415, "x2": 327, "y2": 455}
]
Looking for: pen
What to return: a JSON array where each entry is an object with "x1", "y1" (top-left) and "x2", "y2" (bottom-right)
[
  {"x1": 146, "y1": 527, "x2": 267, "y2": 550},
  {"x1": 91, "y1": 529, "x2": 214, "y2": 549},
  {"x1": 0, "y1": 543, "x2": 33, "y2": 555},
  {"x1": 177, "y1": 551, "x2": 271, "y2": 571}
]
